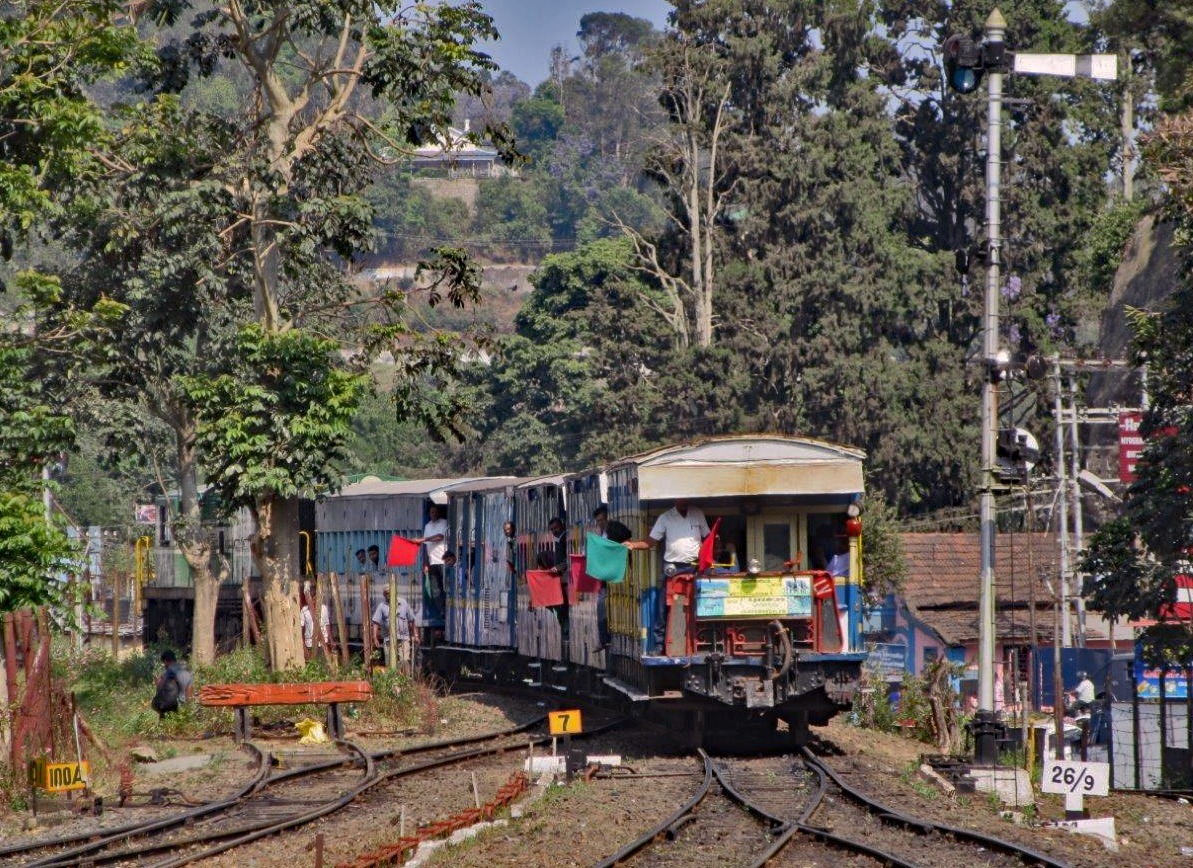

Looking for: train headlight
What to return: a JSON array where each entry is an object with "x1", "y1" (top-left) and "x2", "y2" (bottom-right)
[{"x1": 747, "y1": 558, "x2": 762, "y2": 575}]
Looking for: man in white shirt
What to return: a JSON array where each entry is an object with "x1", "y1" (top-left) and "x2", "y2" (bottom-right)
[
  {"x1": 301, "y1": 599, "x2": 331, "y2": 655},
  {"x1": 1068, "y1": 671, "x2": 1096, "y2": 715},
  {"x1": 626, "y1": 499, "x2": 710, "y2": 651},
  {"x1": 415, "y1": 503, "x2": 449, "y2": 615},
  {"x1": 371, "y1": 588, "x2": 417, "y2": 669},
  {"x1": 627, "y1": 499, "x2": 711, "y2": 571}
]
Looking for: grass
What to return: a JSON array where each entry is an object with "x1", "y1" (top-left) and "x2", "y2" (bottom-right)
[
  {"x1": 67, "y1": 644, "x2": 437, "y2": 745},
  {"x1": 898, "y1": 760, "x2": 940, "y2": 802},
  {"x1": 0, "y1": 640, "x2": 443, "y2": 812}
]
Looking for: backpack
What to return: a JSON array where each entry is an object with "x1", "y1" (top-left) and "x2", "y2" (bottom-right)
[{"x1": 152, "y1": 671, "x2": 181, "y2": 715}]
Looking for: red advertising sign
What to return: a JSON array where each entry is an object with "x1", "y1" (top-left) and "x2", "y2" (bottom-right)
[{"x1": 1118, "y1": 411, "x2": 1144, "y2": 483}]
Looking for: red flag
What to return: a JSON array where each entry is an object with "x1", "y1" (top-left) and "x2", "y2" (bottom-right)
[
  {"x1": 697, "y1": 517, "x2": 722, "y2": 574},
  {"x1": 570, "y1": 553, "x2": 601, "y2": 596},
  {"x1": 526, "y1": 570, "x2": 564, "y2": 608},
  {"x1": 386, "y1": 535, "x2": 420, "y2": 568}
]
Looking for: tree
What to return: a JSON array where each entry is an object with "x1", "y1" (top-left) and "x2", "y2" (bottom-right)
[
  {"x1": 0, "y1": 0, "x2": 140, "y2": 765},
  {"x1": 472, "y1": 176, "x2": 553, "y2": 262},
  {"x1": 511, "y1": 91, "x2": 566, "y2": 163},
  {"x1": 43, "y1": 94, "x2": 245, "y2": 665},
  {"x1": 468, "y1": 238, "x2": 675, "y2": 473},
  {"x1": 44, "y1": 0, "x2": 509, "y2": 670},
  {"x1": 0, "y1": 344, "x2": 76, "y2": 614},
  {"x1": 617, "y1": 22, "x2": 733, "y2": 349},
  {"x1": 369, "y1": 175, "x2": 471, "y2": 261},
  {"x1": 1081, "y1": 98, "x2": 1193, "y2": 655}
]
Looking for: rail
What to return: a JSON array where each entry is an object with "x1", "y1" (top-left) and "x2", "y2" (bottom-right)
[{"x1": 591, "y1": 750, "x2": 712, "y2": 868}]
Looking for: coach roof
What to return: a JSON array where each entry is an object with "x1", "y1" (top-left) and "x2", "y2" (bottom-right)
[{"x1": 609, "y1": 435, "x2": 865, "y2": 501}]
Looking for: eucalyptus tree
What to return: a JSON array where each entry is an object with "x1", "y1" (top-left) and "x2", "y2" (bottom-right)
[{"x1": 43, "y1": 0, "x2": 509, "y2": 669}]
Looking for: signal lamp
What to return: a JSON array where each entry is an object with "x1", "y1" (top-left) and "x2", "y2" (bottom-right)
[{"x1": 943, "y1": 34, "x2": 984, "y2": 94}]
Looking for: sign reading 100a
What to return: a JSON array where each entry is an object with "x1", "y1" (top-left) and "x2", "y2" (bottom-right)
[{"x1": 29, "y1": 759, "x2": 90, "y2": 792}]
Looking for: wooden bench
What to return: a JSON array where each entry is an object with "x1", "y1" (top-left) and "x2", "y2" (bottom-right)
[{"x1": 198, "y1": 681, "x2": 373, "y2": 743}]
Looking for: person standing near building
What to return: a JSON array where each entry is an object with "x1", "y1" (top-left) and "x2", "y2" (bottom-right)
[
  {"x1": 371, "y1": 587, "x2": 417, "y2": 670},
  {"x1": 546, "y1": 517, "x2": 571, "y2": 645},
  {"x1": 1067, "y1": 670, "x2": 1096, "y2": 715},
  {"x1": 151, "y1": 650, "x2": 194, "y2": 717},
  {"x1": 301, "y1": 586, "x2": 331, "y2": 658},
  {"x1": 415, "y1": 503, "x2": 449, "y2": 616},
  {"x1": 625, "y1": 499, "x2": 710, "y2": 650}
]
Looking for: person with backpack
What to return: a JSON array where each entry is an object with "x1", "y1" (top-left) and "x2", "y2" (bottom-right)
[{"x1": 152, "y1": 650, "x2": 194, "y2": 717}]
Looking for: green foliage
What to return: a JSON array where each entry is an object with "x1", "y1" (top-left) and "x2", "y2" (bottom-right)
[
  {"x1": 180, "y1": 326, "x2": 368, "y2": 508},
  {"x1": 467, "y1": 237, "x2": 675, "y2": 474},
  {"x1": 370, "y1": 176, "x2": 471, "y2": 261},
  {"x1": 511, "y1": 95, "x2": 565, "y2": 161},
  {"x1": 0, "y1": 489, "x2": 75, "y2": 613},
  {"x1": 0, "y1": 0, "x2": 143, "y2": 234},
  {"x1": 1093, "y1": 112, "x2": 1193, "y2": 654},
  {"x1": 1081, "y1": 517, "x2": 1164, "y2": 624},
  {"x1": 0, "y1": 345, "x2": 77, "y2": 613},
  {"x1": 860, "y1": 490, "x2": 908, "y2": 597},
  {"x1": 1076, "y1": 199, "x2": 1147, "y2": 295},
  {"x1": 472, "y1": 177, "x2": 552, "y2": 261},
  {"x1": 1094, "y1": 0, "x2": 1193, "y2": 113}
]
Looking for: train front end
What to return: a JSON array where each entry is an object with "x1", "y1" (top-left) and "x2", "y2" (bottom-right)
[{"x1": 598, "y1": 436, "x2": 868, "y2": 738}]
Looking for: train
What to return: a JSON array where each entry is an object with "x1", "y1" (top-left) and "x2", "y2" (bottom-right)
[{"x1": 313, "y1": 435, "x2": 868, "y2": 745}]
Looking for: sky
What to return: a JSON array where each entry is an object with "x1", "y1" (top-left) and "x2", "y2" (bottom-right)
[{"x1": 477, "y1": 0, "x2": 671, "y2": 86}]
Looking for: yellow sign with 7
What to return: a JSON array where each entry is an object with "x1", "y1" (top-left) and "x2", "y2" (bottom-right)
[{"x1": 548, "y1": 709, "x2": 583, "y2": 736}]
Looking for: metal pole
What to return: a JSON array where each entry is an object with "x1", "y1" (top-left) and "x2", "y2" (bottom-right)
[
  {"x1": 1067, "y1": 377, "x2": 1086, "y2": 646},
  {"x1": 1051, "y1": 356, "x2": 1072, "y2": 648},
  {"x1": 975, "y1": 7, "x2": 1006, "y2": 767}
]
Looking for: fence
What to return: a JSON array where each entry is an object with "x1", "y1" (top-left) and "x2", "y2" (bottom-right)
[{"x1": 1110, "y1": 665, "x2": 1193, "y2": 791}]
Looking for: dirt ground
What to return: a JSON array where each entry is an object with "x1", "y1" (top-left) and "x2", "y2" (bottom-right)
[{"x1": 7, "y1": 697, "x2": 1193, "y2": 867}]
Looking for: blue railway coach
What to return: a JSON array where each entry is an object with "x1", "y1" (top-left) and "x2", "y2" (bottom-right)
[
  {"x1": 315, "y1": 476, "x2": 495, "y2": 647},
  {"x1": 425, "y1": 435, "x2": 869, "y2": 744}
]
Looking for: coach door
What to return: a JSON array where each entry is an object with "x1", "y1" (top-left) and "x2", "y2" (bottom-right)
[{"x1": 746, "y1": 512, "x2": 805, "y2": 572}]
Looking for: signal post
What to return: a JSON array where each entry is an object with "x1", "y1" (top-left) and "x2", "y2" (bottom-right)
[{"x1": 942, "y1": 9, "x2": 1117, "y2": 767}]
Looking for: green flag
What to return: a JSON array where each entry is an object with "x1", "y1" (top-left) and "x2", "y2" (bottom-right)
[{"x1": 585, "y1": 532, "x2": 629, "y2": 583}]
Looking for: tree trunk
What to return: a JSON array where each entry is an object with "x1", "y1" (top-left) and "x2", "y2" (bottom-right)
[
  {"x1": 173, "y1": 415, "x2": 218, "y2": 665},
  {"x1": 328, "y1": 572, "x2": 350, "y2": 667},
  {"x1": 0, "y1": 614, "x2": 15, "y2": 760},
  {"x1": 252, "y1": 494, "x2": 304, "y2": 671},
  {"x1": 1121, "y1": 83, "x2": 1134, "y2": 201},
  {"x1": 110, "y1": 573, "x2": 121, "y2": 657},
  {"x1": 192, "y1": 571, "x2": 219, "y2": 664}
]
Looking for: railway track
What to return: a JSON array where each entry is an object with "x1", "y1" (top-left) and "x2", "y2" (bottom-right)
[
  {"x1": 589, "y1": 747, "x2": 1073, "y2": 868},
  {"x1": 3, "y1": 716, "x2": 566, "y2": 868}
]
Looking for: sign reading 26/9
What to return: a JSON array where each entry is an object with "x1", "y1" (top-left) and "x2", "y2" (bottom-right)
[
  {"x1": 1041, "y1": 760, "x2": 1109, "y2": 797},
  {"x1": 548, "y1": 709, "x2": 583, "y2": 736}
]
